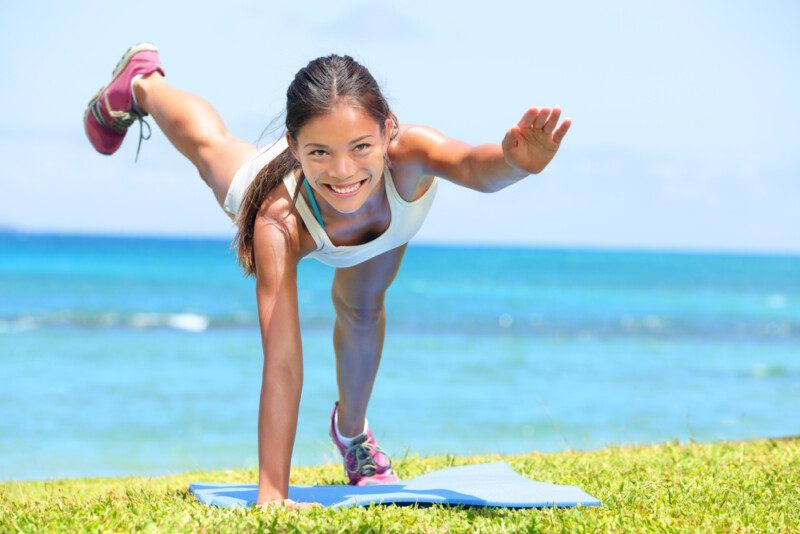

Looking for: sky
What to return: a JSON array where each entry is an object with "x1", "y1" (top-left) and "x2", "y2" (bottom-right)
[{"x1": 1, "y1": 0, "x2": 798, "y2": 253}]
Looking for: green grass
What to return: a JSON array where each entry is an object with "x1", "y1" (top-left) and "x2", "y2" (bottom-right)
[{"x1": 2, "y1": 438, "x2": 798, "y2": 532}]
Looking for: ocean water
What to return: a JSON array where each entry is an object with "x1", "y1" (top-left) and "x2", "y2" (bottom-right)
[{"x1": 1, "y1": 233, "x2": 798, "y2": 481}]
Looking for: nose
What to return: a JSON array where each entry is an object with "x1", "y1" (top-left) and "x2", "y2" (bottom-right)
[{"x1": 330, "y1": 155, "x2": 357, "y2": 180}]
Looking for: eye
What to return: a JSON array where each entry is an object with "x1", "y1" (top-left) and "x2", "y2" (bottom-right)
[
  {"x1": 309, "y1": 149, "x2": 327, "y2": 157},
  {"x1": 354, "y1": 143, "x2": 371, "y2": 151}
]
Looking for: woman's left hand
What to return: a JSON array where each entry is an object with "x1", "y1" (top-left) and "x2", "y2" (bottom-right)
[{"x1": 501, "y1": 106, "x2": 572, "y2": 175}]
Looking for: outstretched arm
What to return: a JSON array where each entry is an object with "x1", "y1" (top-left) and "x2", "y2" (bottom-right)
[{"x1": 400, "y1": 107, "x2": 571, "y2": 193}]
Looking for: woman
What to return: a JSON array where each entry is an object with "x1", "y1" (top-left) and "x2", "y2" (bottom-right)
[{"x1": 84, "y1": 43, "x2": 571, "y2": 509}]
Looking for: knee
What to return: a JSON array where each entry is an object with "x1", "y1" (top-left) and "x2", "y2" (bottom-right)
[{"x1": 332, "y1": 290, "x2": 385, "y2": 326}]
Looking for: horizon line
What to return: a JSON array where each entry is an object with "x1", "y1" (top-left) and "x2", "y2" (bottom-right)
[{"x1": 2, "y1": 229, "x2": 799, "y2": 260}]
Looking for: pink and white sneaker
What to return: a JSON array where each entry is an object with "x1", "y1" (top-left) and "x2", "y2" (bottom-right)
[
  {"x1": 83, "y1": 43, "x2": 164, "y2": 158},
  {"x1": 329, "y1": 401, "x2": 399, "y2": 486}
]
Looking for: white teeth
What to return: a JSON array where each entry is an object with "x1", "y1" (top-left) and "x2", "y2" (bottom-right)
[{"x1": 330, "y1": 181, "x2": 362, "y2": 194}]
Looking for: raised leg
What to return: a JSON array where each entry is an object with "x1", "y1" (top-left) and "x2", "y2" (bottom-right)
[
  {"x1": 330, "y1": 244, "x2": 407, "y2": 437},
  {"x1": 133, "y1": 73, "x2": 257, "y2": 207}
]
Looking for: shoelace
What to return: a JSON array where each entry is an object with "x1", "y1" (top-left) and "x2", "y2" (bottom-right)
[
  {"x1": 90, "y1": 90, "x2": 152, "y2": 162},
  {"x1": 343, "y1": 435, "x2": 392, "y2": 477}
]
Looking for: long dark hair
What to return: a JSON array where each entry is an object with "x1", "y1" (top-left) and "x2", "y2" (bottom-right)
[{"x1": 234, "y1": 54, "x2": 399, "y2": 275}]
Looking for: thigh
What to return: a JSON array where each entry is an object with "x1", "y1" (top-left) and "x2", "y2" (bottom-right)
[
  {"x1": 331, "y1": 244, "x2": 408, "y2": 314},
  {"x1": 196, "y1": 133, "x2": 258, "y2": 208}
]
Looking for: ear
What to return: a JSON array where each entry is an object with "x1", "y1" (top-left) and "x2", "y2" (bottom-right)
[
  {"x1": 383, "y1": 118, "x2": 393, "y2": 148},
  {"x1": 286, "y1": 132, "x2": 300, "y2": 162}
]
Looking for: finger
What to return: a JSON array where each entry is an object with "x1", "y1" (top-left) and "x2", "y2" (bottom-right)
[
  {"x1": 553, "y1": 118, "x2": 572, "y2": 144},
  {"x1": 543, "y1": 106, "x2": 561, "y2": 134},
  {"x1": 518, "y1": 107, "x2": 539, "y2": 128},
  {"x1": 261, "y1": 499, "x2": 291, "y2": 509},
  {"x1": 287, "y1": 499, "x2": 322, "y2": 510},
  {"x1": 259, "y1": 498, "x2": 316, "y2": 510},
  {"x1": 502, "y1": 125, "x2": 522, "y2": 150},
  {"x1": 533, "y1": 108, "x2": 551, "y2": 129}
]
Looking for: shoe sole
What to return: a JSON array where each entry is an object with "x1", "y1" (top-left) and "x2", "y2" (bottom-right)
[{"x1": 83, "y1": 42, "x2": 159, "y2": 154}]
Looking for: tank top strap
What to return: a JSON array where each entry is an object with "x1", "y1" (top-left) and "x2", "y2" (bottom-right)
[
  {"x1": 384, "y1": 167, "x2": 438, "y2": 208},
  {"x1": 303, "y1": 178, "x2": 326, "y2": 230}
]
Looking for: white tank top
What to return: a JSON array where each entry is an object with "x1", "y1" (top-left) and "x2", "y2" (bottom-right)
[{"x1": 224, "y1": 137, "x2": 438, "y2": 268}]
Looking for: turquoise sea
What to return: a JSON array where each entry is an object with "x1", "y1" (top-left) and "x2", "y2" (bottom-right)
[{"x1": 1, "y1": 233, "x2": 798, "y2": 481}]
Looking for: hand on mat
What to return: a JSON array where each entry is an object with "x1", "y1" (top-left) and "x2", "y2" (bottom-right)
[
  {"x1": 258, "y1": 498, "x2": 322, "y2": 510},
  {"x1": 502, "y1": 106, "x2": 572, "y2": 175}
]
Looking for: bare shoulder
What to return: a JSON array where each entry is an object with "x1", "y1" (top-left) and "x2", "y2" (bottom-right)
[
  {"x1": 386, "y1": 124, "x2": 443, "y2": 202},
  {"x1": 388, "y1": 124, "x2": 440, "y2": 163},
  {"x1": 252, "y1": 177, "x2": 316, "y2": 265}
]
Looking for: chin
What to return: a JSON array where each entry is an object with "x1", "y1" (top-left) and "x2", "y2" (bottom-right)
[{"x1": 324, "y1": 173, "x2": 381, "y2": 212}]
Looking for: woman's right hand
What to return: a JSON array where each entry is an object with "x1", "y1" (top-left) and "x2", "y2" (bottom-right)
[{"x1": 257, "y1": 498, "x2": 322, "y2": 510}]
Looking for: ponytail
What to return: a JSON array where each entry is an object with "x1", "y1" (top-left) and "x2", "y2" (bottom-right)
[{"x1": 234, "y1": 146, "x2": 300, "y2": 276}]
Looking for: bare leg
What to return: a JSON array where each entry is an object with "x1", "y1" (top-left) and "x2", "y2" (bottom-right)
[
  {"x1": 133, "y1": 73, "x2": 256, "y2": 207},
  {"x1": 331, "y1": 245, "x2": 407, "y2": 436}
]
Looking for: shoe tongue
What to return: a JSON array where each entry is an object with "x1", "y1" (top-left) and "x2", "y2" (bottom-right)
[{"x1": 350, "y1": 434, "x2": 368, "y2": 446}]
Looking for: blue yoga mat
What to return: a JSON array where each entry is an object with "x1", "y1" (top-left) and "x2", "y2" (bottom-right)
[{"x1": 189, "y1": 461, "x2": 601, "y2": 509}]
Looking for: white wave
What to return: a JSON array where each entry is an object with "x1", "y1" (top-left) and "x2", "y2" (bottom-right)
[
  {"x1": 129, "y1": 312, "x2": 209, "y2": 332},
  {"x1": 1, "y1": 312, "x2": 212, "y2": 333},
  {"x1": 619, "y1": 314, "x2": 666, "y2": 332},
  {"x1": 129, "y1": 313, "x2": 161, "y2": 329},
  {"x1": 97, "y1": 313, "x2": 120, "y2": 327},
  {"x1": 642, "y1": 314, "x2": 665, "y2": 331},
  {"x1": 166, "y1": 313, "x2": 209, "y2": 333},
  {"x1": 0, "y1": 317, "x2": 37, "y2": 333}
]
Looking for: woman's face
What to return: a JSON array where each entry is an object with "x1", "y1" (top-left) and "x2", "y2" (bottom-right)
[{"x1": 289, "y1": 103, "x2": 390, "y2": 214}]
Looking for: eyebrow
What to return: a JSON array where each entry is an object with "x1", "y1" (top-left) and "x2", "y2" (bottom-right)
[{"x1": 303, "y1": 135, "x2": 374, "y2": 149}]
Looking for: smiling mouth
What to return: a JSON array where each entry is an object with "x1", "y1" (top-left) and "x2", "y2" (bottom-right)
[{"x1": 325, "y1": 178, "x2": 368, "y2": 197}]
